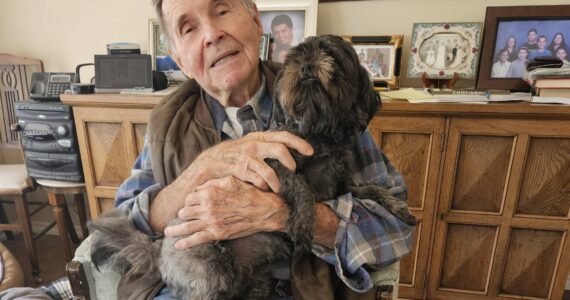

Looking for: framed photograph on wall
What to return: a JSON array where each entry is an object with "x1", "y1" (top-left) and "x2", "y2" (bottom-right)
[
  {"x1": 344, "y1": 35, "x2": 403, "y2": 90},
  {"x1": 476, "y1": 5, "x2": 570, "y2": 91},
  {"x1": 256, "y1": 0, "x2": 318, "y2": 63},
  {"x1": 408, "y1": 22, "x2": 482, "y2": 79}
]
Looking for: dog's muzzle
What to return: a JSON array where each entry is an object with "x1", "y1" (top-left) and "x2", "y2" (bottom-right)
[{"x1": 299, "y1": 63, "x2": 319, "y2": 84}]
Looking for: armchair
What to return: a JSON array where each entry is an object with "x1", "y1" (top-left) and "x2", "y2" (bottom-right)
[{"x1": 66, "y1": 235, "x2": 400, "y2": 300}]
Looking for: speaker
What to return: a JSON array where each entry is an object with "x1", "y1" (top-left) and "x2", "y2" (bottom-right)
[{"x1": 152, "y1": 71, "x2": 168, "y2": 91}]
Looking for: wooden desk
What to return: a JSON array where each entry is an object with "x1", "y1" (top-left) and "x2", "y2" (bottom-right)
[
  {"x1": 61, "y1": 93, "x2": 163, "y2": 218},
  {"x1": 62, "y1": 94, "x2": 570, "y2": 299}
]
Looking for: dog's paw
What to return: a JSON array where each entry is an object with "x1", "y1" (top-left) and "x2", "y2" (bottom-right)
[
  {"x1": 286, "y1": 216, "x2": 314, "y2": 254},
  {"x1": 394, "y1": 205, "x2": 417, "y2": 226}
]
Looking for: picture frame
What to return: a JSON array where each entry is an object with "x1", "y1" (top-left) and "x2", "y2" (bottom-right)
[
  {"x1": 256, "y1": 0, "x2": 318, "y2": 63},
  {"x1": 408, "y1": 22, "x2": 482, "y2": 79},
  {"x1": 476, "y1": 5, "x2": 570, "y2": 91},
  {"x1": 259, "y1": 33, "x2": 271, "y2": 61},
  {"x1": 148, "y1": 19, "x2": 181, "y2": 73},
  {"x1": 344, "y1": 35, "x2": 403, "y2": 90}
]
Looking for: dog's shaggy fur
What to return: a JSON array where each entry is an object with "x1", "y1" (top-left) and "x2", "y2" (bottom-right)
[{"x1": 90, "y1": 35, "x2": 416, "y2": 300}]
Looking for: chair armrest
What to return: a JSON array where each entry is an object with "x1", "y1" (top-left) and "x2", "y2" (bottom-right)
[
  {"x1": 371, "y1": 261, "x2": 400, "y2": 300},
  {"x1": 66, "y1": 261, "x2": 90, "y2": 300},
  {"x1": 66, "y1": 235, "x2": 121, "y2": 300}
]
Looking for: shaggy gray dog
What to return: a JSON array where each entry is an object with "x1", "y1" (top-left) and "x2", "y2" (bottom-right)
[{"x1": 90, "y1": 35, "x2": 416, "y2": 300}]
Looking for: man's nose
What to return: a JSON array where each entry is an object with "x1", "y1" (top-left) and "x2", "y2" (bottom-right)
[{"x1": 203, "y1": 21, "x2": 225, "y2": 46}]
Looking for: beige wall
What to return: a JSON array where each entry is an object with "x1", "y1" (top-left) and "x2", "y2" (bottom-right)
[{"x1": 2, "y1": 0, "x2": 569, "y2": 86}]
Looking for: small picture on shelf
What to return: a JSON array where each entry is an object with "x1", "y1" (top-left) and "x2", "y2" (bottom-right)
[
  {"x1": 408, "y1": 22, "x2": 482, "y2": 79},
  {"x1": 353, "y1": 45, "x2": 392, "y2": 80},
  {"x1": 149, "y1": 19, "x2": 187, "y2": 83},
  {"x1": 344, "y1": 35, "x2": 403, "y2": 90},
  {"x1": 259, "y1": 33, "x2": 271, "y2": 61}
]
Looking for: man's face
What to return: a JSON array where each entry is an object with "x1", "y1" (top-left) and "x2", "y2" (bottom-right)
[
  {"x1": 272, "y1": 23, "x2": 293, "y2": 46},
  {"x1": 528, "y1": 31, "x2": 537, "y2": 43},
  {"x1": 163, "y1": 0, "x2": 263, "y2": 98},
  {"x1": 518, "y1": 49, "x2": 528, "y2": 61}
]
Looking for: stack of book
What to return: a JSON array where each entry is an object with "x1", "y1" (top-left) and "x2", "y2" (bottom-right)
[
  {"x1": 532, "y1": 77, "x2": 570, "y2": 104},
  {"x1": 527, "y1": 64, "x2": 570, "y2": 104}
]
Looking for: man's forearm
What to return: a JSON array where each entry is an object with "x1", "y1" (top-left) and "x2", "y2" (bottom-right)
[
  {"x1": 313, "y1": 203, "x2": 340, "y2": 249},
  {"x1": 149, "y1": 169, "x2": 205, "y2": 232}
]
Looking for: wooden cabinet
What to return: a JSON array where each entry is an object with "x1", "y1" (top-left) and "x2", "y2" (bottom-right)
[
  {"x1": 61, "y1": 93, "x2": 163, "y2": 218},
  {"x1": 372, "y1": 101, "x2": 570, "y2": 299}
]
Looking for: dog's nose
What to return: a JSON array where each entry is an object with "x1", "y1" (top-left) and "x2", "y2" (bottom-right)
[{"x1": 302, "y1": 64, "x2": 314, "y2": 75}]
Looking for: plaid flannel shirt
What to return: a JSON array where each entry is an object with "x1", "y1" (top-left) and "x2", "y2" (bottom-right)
[{"x1": 115, "y1": 79, "x2": 414, "y2": 293}]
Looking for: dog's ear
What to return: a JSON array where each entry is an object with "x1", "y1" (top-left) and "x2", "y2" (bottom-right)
[{"x1": 355, "y1": 65, "x2": 380, "y2": 131}]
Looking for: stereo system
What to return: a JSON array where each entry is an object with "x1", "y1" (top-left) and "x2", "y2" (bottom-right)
[{"x1": 15, "y1": 101, "x2": 83, "y2": 182}]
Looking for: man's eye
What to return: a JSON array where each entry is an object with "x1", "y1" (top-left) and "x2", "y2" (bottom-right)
[
  {"x1": 182, "y1": 26, "x2": 194, "y2": 35},
  {"x1": 218, "y1": 9, "x2": 228, "y2": 16}
]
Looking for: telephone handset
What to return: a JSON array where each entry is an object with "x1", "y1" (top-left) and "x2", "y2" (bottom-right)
[{"x1": 30, "y1": 72, "x2": 75, "y2": 101}]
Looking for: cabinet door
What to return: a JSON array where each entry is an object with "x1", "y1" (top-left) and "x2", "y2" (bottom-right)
[
  {"x1": 369, "y1": 115, "x2": 446, "y2": 299},
  {"x1": 74, "y1": 107, "x2": 151, "y2": 218},
  {"x1": 428, "y1": 118, "x2": 570, "y2": 300}
]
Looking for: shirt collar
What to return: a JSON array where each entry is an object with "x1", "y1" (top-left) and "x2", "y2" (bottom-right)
[{"x1": 203, "y1": 72, "x2": 273, "y2": 133}]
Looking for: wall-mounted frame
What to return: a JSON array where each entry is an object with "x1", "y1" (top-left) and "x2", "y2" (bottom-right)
[
  {"x1": 408, "y1": 22, "x2": 482, "y2": 80},
  {"x1": 343, "y1": 35, "x2": 403, "y2": 90},
  {"x1": 256, "y1": 0, "x2": 318, "y2": 63},
  {"x1": 476, "y1": 5, "x2": 570, "y2": 91}
]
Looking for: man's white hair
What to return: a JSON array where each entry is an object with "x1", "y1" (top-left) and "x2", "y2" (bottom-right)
[{"x1": 151, "y1": 0, "x2": 257, "y2": 53}]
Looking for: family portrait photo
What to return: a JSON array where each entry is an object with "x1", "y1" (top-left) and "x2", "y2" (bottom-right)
[
  {"x1": 260, "y1": 11, "x2": 306, "y2": 63},
  {"x1": 354, "y1": 45, "x2": 393, "y2": 80},
  {"x1": 491, "y1": 19, "x2": 570, "y2": 78}
]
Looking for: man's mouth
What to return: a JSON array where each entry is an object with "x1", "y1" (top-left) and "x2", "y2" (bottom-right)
[{"x1": 211, "y1": 51, "x2": 239, "y2": 68}]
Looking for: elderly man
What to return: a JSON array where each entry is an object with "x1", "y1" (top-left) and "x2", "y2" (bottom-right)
[{"x1": 114, "y1": 0, "x2": 414, "y2": 299}]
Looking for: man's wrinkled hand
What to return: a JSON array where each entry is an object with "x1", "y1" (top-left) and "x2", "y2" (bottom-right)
[
  {"x1": 163, "y1": 176, "x2": 289, "y2": 250},
  {"x1": 184, "y1": 131, "x2": 313, "y2": 193}
]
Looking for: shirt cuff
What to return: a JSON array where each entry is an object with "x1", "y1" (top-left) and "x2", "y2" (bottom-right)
[
  {"x1": 312, "y1": 193, "x2": 414, "y2": 293},
  {"x1": 312, "y1": 193, "x2": 373, "y2": 292},
  {"x1": 117, "y1": 183, "x2": 164, "y2": 239}
]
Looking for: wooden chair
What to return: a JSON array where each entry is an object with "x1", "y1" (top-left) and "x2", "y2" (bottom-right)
[
  {"x1": 0, "y1": 53, "x2": 44, "y2": 282},
  {"x1": 0, "y1": 54, "x2": 43, "y2": 144}
]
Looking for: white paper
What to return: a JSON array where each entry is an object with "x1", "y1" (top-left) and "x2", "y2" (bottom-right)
[{"x1": 531, "y1": 96, "x2": 570, "y2": 105}]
